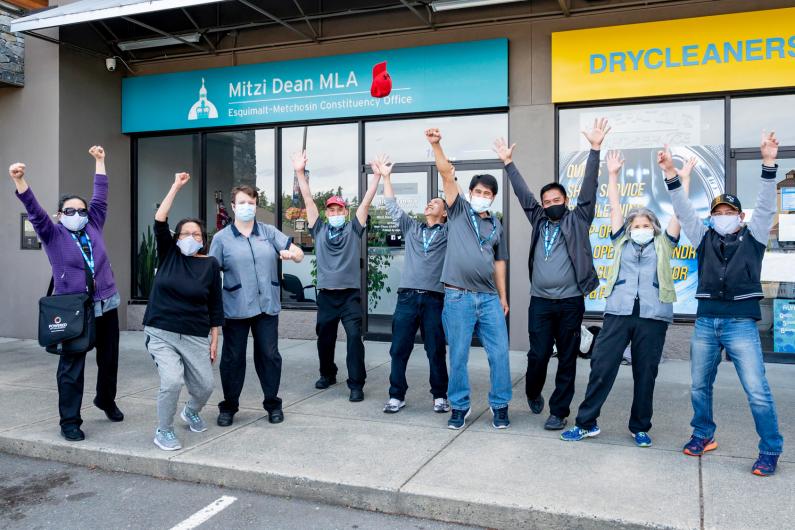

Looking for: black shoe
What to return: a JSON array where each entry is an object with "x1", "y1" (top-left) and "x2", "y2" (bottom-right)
[
  {"x1": 349, "y1": 389, "x2": 364, "y2": 402},
  {"x1": 544, "y1": 414, "x2": 568, "y2": 430},
  {"x1": 268, "y1": 409, "x2": 284, "y2": 424},
  {"x1": 60, "y1": 425, "x2": 85, "y2": 442},
  {"x1": 94, "y1": 398, "x2": 124, "y2": 422},
  {"x1": 528, "y1": 395, "x2": 544, "y2": 415},
  {"x1": 217, "y1": 412, "x2": 234, "y2": 427},
  {"x1": 315, "y1": 375, "x2": 337, "y2": 389}
]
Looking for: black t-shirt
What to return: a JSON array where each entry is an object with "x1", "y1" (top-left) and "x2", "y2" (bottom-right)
[{"x1": 143, "y1": 220, "x2": 224, "y2": 336}]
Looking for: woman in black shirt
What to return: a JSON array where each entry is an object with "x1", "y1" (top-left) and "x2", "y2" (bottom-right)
[{"x1": 143, "y1": 172, "x2": 223, "y2": 451}]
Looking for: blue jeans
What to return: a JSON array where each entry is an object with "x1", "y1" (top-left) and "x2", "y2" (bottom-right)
[
  {"x1": 690, "y1": 317, "x2": 783, "y2": 455},
  {"x1": 442, "y1": 288, "x2": 511, "y2": 411}
]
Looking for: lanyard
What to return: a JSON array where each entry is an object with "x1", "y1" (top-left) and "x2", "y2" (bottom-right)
[
  {"x1": 543, "y1": 220, "x2": 560, "y2": 261},
  {"x1": 469, "y1": 208, "x2": 496, "y2": 251},
  {"x1": 328, "y1": 226, "x2": 343, "y2": 241},
  {"x1": 70, "y1": 231, "x2": 95, "y2": 276},
  {"x1": 422, "y1": 226, "x2": 441, "y2": 255}
]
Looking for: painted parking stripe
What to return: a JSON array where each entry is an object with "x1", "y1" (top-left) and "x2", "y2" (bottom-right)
[{"x1": 169, "y1": 496, "x2": 237, "y2": 530}]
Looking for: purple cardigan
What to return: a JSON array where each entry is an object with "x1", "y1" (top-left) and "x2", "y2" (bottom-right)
[{"x1": 16, "y1": 174, "x2": 118, "y2": 301}]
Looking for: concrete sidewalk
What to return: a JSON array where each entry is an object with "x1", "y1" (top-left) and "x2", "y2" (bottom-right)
[{"x1": 0, "y1": 333, "x2": 792, "y2": 530}]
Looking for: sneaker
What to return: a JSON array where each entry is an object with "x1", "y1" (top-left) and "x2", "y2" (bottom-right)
[
  {"x1": 491, "y1": 406, "x2": 510, "y2": 429},
  {"x1": 633, "y1": 431, "x2": 653, "y2": 447},
  {"x1": 447, "y1": 408, "x2": 471, "y2": 430},
  {"x1": 752, "y1": 454, "x2": 779, "y2": 477},
  {"x1": 544, "y1": 414, "x2": 568, "y2": 430},
  {"x1": 560, "y1": 425, "x2": 600, "y2": 441},
  {"x1": 315, "y1": 375, "x2": 337, "y2": 389},
  {"x1": 217, "y1": 411, "x2": 234, "y2": 427},
  {"x1": 180, "y1": 405, "x2": 207, "y2": 433},
  {"x1": 528, "y1": 395, "x2": 544, "y2": 415},
  {"x1": 60, "y1": 425, "x2": 85, "y2": 442},
  {"x1": 433, "y1": 398, "x2": 451, "y2": 413},
  {"x1": 682, "y1": 435, "x2": 718, "y2": 456},
  {"x1": 153, "y1": 428, "x2": 182, "y2": 451},
  {"x1": 383, "y1": 398, "x2": 406, "y2": 414}
]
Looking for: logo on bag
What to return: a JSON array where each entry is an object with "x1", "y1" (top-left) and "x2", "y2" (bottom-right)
[{"x1": 48, "y1": 315, "x2": 68, "y2": 332}]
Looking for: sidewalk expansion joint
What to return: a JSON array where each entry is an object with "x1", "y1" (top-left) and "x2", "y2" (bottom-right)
[{"x1": 698, "y1": 458, "x2": 705, "y2": 530}]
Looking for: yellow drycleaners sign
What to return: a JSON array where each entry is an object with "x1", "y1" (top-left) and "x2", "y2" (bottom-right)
[{"x1": 551, "y1": 7, "x2": 795, "y2": 102}]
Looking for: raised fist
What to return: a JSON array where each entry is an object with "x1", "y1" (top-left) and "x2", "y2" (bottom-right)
[
  {"x1": 89, "y1": 146, "x2": 105, "y2": 160},
  {"x1": 9, "y1": 162, "x2": 25, "y2": 181},
  {"x1": 425, "y1": 128, "x2": 442, "y2": 145},
  {"x1": 174, "y1": 172, "x2": 191, "y2": 188}
]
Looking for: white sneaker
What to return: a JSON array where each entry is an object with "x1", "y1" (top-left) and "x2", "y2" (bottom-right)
[
  {"x1": 383, "y1": 398, "x2": 406, "y2": 414},
  {"x1": 434, "y1": 398, "x2": 451, "y2": 413}
]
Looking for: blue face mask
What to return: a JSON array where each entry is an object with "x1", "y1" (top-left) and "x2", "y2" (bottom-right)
[
  {"x1": 234, "y1": 203, "x2": 256, "y2": 222},
  {"x1": 177, "y1": 237, "x2": 202, "y2": 256},
  {"x1": 328, "y1": 215, "x2": 346, "y2": 229},
  {"x1": 470, "y1": 196, "x2": 492, "y2": 214}
]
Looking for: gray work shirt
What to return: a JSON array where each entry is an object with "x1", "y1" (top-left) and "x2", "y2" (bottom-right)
[
  {"x1": 209, "y1": 222, "x2": 291, "y2": 319},
  {"x1": 440, "y1": 194, "x2": 508, "y2": 294},
  {"x1": 310, "y1": 217, "x2": 365, "y2": 290},
  {"x1": 531, "y1": 220, "x2": 581, "y2": 300},
  {"x1": 604, "y1": 238, "x2": 673, "y2": 323},
  {"x1": 385, "y1": 197, "x2": 448, "y2": 293}
]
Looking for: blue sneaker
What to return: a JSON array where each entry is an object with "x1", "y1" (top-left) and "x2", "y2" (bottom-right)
[
  {"x1": 752, "y1": 454, "x2": 779, "y2": 476},
  {"x1": 491, "y1": 406, "x2": 510, "y2": 429},
  {"x1": 447, "y1": 408, "x2": 470, "y2": 430},
  {"x1": 560, "y1": 425, "x2": 600, "y2": 442},
  {"x1": 633, "y1": 431, "x2": 652, "y2": 447}
]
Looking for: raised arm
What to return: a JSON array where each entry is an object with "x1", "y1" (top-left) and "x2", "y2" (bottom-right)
[
  {"x1": 660, "y1": 146, "x2": 706, "y2": 246},
  {"x1": 426, "y1": 128, "x2": 457, "y2": 207},
  {"x1": 575, "y1": 118, "x2": 610, "y2": 223},
  {"x1": 494, "y1": 137, "x2": 542, "y2": 224},
  {"x1": 666, "y1": 157, "x2": 696, "y2": 240},
  {"x1": 291, "y1": 150, "x2": 319, "y2": 229},
  {"x1": 748, "y1": 131, "x2": 780, "y2": 244},
  {"x1": 356, "y1": 167, "x2": 382, "y2": 227},
  {"x1": 154, "y1": 172, "x2": 190, "y2": 262},
  {"x1": 9, "y1": 162, "x2": 56, "y2": 244},
  {"x1": 606, "y1": 150, "x2": 625, "y2": 235},
  {"x1": 87, "y1": 146, "x2": 109, "y2": 228}
]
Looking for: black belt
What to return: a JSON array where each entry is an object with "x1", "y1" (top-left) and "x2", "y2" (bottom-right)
[{"x1": 398, "y1": 288, "x2": 444, "y2": 298}]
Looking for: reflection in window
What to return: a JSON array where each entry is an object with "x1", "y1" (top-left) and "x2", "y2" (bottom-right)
[
  {"x1": 136, "y1": 135, "x2": 200, "y2": 299},
  {"x1": 366, "y1": 114, "x2": 507, "y2": 162},
  {"x1": 736, "y1": 158, "x2": 794, "y2": 244},
  {"x1": 731, "y1": 95, "x2": 795, "y2": 148},
  {"x1": 206, "y1": 129, "x2": 275, "y2": 234},
  {"x1": 280, "y1": 123, "x2": 359, "y2": 305}
]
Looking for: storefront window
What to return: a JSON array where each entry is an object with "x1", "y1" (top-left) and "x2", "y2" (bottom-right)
[
  {"x1": 135, "y1": 134, "x2": 201, "y2": 298},
  {"x1": 280, "y1": 123, "x2": 359, "y2": 306},
  {"x1": 731, "y1": 95, "x2": 795, "y2": 148},
  {"x1": 206, "y1": 129, "x2": 276, "y2": 234},
  {"x1": 559, "y1": 100, "x2": 725, "y2": 315}
]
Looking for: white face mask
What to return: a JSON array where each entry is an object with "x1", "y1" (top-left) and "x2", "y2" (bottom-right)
[
  {"x1": 328, "y1": 215, "x2": 346, "y2": 229},
  {"x1": 711, "y1": 214, "x2": 741, "y2": 236},
  {"x1": 234, "y1": 202, "x2": 256, "y2": 222},
  {"x1": 60, "y1": 213, "x2": 89, "y2": 232},
  {"x1": 177, "y1": 237, "x2": 203, "y2": 256},
  {"x1": 470, "y1": 196, "x2": 493, "y2": 214},
  {"x1": 630, "y1": 227, "x2": 654, "y2": 245}
]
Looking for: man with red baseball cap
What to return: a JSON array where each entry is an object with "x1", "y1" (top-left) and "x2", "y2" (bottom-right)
[
  {"x1": 663, "y1": 131, "x2": 784, "y2": 476},
  {"x1": 291, "y1": 149, "x2": 381, "y2": 402}
]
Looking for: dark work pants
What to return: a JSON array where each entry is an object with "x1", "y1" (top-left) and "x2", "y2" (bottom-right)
[
  {"x1": 575, "y1": 300, "x2": 668, "y2": 433},
  {"x1": 316, "y1": 289, "x2": 366, "y2": 390},
  {"x1": 57, "y1": 308, "x2": 120, "y2": 427},
  {"x1": 388, "y1": 289, "x2": 448, "y2": 401},
  {"x1": 219, "y1": 312, "x2": 283, "y2": 413},
  {"x1": 525, "y1": 296, "x2": 585, "y2": 418}
]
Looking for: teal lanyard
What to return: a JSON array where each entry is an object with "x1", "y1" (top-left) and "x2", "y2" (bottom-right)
[
  {"x1": 543, "y1": 220, "x2": 560, "y2": 261},
  {"x1": 70, "y1": 231, "x2": 95, "y2": 276},
  {"x1": 422, "y1": 226, "x2": 441, "y2": 255},
  {"x1": 469, "y1": 208, "x2": 496, "y2": 250}
]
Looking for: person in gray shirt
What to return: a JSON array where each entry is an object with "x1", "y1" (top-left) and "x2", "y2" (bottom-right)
[
  {"x1": 292, "y1": 149, "x2": 381, "y2": 403},
  {"x1": 427, "y1": 128, "x2": 512, "y2": 431},
  {"x1": 373, "y1": 155, "x2": 450, "y2": 415}
]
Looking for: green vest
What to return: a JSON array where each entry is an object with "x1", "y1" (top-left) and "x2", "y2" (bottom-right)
[{"x1": 603, "y1": 230, "x2": 677, "y2": 304}]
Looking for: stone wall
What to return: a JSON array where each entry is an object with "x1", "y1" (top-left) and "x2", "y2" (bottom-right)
[{"x1": 0, "y1": 9, "x2": 23, "y2": 87}]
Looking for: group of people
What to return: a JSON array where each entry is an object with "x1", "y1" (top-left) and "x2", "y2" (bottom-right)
[{"x1": 8, "y1": 121, "x2": 783, "y2": 476}]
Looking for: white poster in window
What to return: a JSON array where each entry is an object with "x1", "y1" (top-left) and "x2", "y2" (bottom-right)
[
  {"x1": 778, "y1": 214, "x2": 795, "y2": 243},
  {"x1": 781, "y1": 188, "x2": 795, "y2": 211}
]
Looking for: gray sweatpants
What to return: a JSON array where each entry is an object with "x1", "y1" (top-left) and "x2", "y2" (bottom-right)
[{"x1": 144, "y1": 326, "x2": 214, "y2": 430}]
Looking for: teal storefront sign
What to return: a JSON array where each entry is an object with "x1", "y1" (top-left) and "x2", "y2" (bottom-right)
[{"x1": 122, "y1": 39, "x2": 508, "y2": 133}]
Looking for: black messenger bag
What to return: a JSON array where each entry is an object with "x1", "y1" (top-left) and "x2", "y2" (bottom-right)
[{"x1": 38, "y1": 259, "x2": 96, "y2": 355}]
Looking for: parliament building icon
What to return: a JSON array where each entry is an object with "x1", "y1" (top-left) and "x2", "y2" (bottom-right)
[{"x1": 187, "y1": 78, "x2": 219, "y2": 121}]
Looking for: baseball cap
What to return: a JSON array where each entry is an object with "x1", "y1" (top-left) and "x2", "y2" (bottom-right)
[
  {"x1": 325, "y1": 196, "x2": 347, "y2": 208},
  {"x1": 710, "y1": 194, "x2": 742, "y2": 213}
]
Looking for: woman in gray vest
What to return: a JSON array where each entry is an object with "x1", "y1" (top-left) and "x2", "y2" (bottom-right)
[
  {"x1": 561, "y1": 149, "x2": 693, "y2": 447},
  {"x1": 210, "y1": 185, "x2": 304, "y2": 427}
]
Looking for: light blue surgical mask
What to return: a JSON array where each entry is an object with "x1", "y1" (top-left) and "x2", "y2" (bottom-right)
[
  {"x1": 177, "y1": 237, "x2": 202, "y2": 256},
  {"x1": 61, "y1": 214, "x2": 88, "y2": 232},
  {"x1": 328, "y1": 215, "x2": 346, "y2": 229},
  {"x1": 630, "y1": 228, "x2": 654, "y2": 245},
  {"x1": 711, "y1": 214, "x2": 741, "y2": 236},
  {"x1": 470, "y1": 196, "x2": 492, "y2": 214},
  {"x1": 234, "y1": 203, "x2": 256, "y2": 222}
]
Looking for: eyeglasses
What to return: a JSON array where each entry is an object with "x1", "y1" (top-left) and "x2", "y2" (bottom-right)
[
  {"x1": 60, "y1": 208, "x2": 88, "y2": 217},
  {"x1": 178, "y1": 232, "x2": 203, "y2": 240}
]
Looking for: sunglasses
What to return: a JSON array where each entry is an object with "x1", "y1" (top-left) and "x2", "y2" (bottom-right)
[{"x1": 60, "y1": 208, "x2": 89, "y2": 217}]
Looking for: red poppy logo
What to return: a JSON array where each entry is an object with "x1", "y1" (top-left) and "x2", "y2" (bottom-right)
[{"x1": 370, "y1": 61, "x2": 392, "y2": 98}]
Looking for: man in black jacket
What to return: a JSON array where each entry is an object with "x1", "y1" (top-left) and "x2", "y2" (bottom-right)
[{"x1": 495, "y1": 118, "x2": 609, "y2": 430}]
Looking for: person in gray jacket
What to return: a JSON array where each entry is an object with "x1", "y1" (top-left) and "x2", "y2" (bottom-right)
[{"x1": 496, "y1": 118, "x2": 610, "y2": 430}]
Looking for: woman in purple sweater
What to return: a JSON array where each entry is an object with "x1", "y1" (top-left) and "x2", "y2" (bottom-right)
[{"x1": 9, "y1": 146, "x2": 123, "y2": 442}]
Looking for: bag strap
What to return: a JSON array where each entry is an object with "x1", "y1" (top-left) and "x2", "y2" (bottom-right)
[{"x1": 46, "y1": 276, "x2": 54, "y2": 296}]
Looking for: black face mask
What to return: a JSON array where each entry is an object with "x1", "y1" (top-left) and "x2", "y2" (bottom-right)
[{"x1": 544, "y1": 204, "x2": 567, "y2": 221}]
